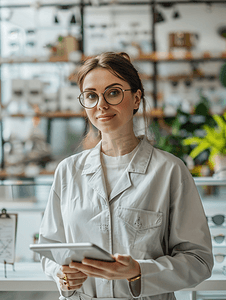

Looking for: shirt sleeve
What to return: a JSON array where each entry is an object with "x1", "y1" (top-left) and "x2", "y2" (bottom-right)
[
  {"x1": 39, "y1": 183, "x2": 66, "y2": 296},
  {"x1": 128, "y1": 172, "x2": 214, "y2": 298}
]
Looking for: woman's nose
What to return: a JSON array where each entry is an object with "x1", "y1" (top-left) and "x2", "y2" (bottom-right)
[{"x1": 97, "y1": 93, "x2": 109, "y2": 110}]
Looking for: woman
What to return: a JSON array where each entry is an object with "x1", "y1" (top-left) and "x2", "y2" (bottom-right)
[{"x1": 39, "y1": 52, "x2": 213, "y2": 300}]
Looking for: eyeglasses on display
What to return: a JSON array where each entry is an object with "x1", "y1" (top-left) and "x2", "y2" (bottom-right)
[
  {"x1": 78, "y1": 87, "x2": 133, "y2": 109},
  {"x1": 212, "y1": 234, "x2": 226, "y2": 244},
  {"x1": 214, "y1": 254, "x2": 226, "y2": 263},
  {"x1": 206, "y1": 214, "x2": 226, "y2": 226}
]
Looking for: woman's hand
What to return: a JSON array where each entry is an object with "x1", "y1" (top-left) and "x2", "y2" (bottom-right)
[
  {"x1": 57, "y1": 265, "x2": 88, "y2": 291},
  {"x1": 69, "y1": 253, "x2": 141, "y2": 281}
]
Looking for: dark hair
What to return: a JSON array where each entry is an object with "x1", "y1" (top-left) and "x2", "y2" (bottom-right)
[{"x1": 77, "y1": 52, "x2": 148, "y2": 149}]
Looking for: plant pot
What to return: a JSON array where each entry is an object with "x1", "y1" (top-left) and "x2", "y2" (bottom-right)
[{"x1": 213, "y1": 154, "x2": 226, "y2": 179}]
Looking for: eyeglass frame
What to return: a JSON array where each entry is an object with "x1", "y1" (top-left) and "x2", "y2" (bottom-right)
[
  {"x1": 206, "y1": 214, "x2": 226, "y2": 226},
  {"x1": 212, "y1": 234, "x2": 226, "y2": 244},
  {"x1": 78, "y1": 87, "x2": 134, "y2": 109},
  {"x1": 214, "y1": 253, "x2": 226, "y2": 263}
]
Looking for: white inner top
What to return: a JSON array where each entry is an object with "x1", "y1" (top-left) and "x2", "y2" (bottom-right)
[{"x1": 100, "y1": 141, "x2": 141, "y2": 198}]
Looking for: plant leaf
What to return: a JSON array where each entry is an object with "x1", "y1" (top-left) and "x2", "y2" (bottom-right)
[
  {"x1": 183, "y1": 137, "x2": 203, "y2": 145},
  {"x1": 213, "y1": 115, "x2": 226, "y2": 131},
  {"x1": 189, "y1": 141, "x2": 210, "y2": 159}
]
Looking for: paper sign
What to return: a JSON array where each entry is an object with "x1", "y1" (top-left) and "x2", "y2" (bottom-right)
[{"x1": 0, "y1": 215, "x2": 17, "y2": 264}]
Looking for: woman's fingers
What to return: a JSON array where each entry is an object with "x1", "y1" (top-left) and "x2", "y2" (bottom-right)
[
  {"x1": 58, "y1": 264, "x2": 88, "y2": 292},
  {"x1": 59, "y1": 275, "x2": 87, "y2": 291},
  {"x1": 65, "y1": 272, "x2": 88, "y2": 280},
  {"x1": 61, "y1": 265, "x2": 81, "y2": 274},
  {"x1": 59, "y1": 277, "x2": 87, "y2": 286}
]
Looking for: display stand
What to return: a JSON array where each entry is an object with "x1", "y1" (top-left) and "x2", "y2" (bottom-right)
[{"x1": 0, "y1": 208, "x2": 18, "y2": 278}]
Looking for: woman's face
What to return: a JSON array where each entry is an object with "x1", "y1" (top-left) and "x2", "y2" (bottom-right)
[{"x1": 82, "y1": 68, "x2": 141, "y2": 135}]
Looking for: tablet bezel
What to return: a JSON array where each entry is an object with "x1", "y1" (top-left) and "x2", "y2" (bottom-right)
[{"x1": 30, "y1": 242, "x2": 115, "y2": 265}]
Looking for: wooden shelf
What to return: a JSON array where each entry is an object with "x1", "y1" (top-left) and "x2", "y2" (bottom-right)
[
  {"x1": 3, "y1": 111, "x2": 87, "y2": 119},
  {"x1": 139, "y1": 73, "x2": 218, "y2": 81},
  {"x1": 0, "y1": 56, "x2": 82, "y2": 65},
  {"x1": 5, "y1": 110, "x2": 164, "y2": 119},
  {"x1": 134, "y1": 51, "x2": 226, "y2": 63},
  {"x1": 0, "y1": 169, "x2": 54, "y2": 178},
  {"x1": 2, "y1": 51, "x2": 225, "y2": 66}
]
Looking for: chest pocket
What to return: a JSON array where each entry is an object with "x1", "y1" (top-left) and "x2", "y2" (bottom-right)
[{"x1": 117, "y1": 206, "x2": 163, "y2": 252}]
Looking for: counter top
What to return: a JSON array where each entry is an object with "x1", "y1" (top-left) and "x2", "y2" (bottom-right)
[
  {"x1": 0, "y1": 263, "x2": 56, "y2": 291},
  {"x1": 0, "y1": 263, "x2": 226, "y2": 292}
]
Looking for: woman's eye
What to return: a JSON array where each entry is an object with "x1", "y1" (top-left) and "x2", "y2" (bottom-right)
[
  {"x1": 87, "y1": 93, "x2": 97, "y2": 100},
  {"x1": 109, "y1": 89, "x2": 120, "y2": 97}
]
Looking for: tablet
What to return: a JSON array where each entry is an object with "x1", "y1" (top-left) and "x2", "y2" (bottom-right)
[{"x1": 29, "y1": 242, "x2": 115, "y2": 265}]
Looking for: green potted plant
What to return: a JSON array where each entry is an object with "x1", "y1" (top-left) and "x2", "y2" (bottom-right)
[{"x1": 183, "y1": 112, "x2": 226, "y2": 178}]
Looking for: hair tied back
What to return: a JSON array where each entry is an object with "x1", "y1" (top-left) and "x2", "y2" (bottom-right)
[{"x1": 118, "y1": 52, "x2": 131, "y2": 62}]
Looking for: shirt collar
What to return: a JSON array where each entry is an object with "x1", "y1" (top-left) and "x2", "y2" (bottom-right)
[{"x1": 81, "y1": 136, "x2": 153, "y2": 175}]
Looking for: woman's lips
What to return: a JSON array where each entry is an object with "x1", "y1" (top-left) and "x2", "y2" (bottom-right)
[{"x1": 97, "y1": 115, "x2": 115, "y2": 121}]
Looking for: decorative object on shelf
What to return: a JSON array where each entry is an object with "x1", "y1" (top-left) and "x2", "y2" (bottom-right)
[
  {"x1": 154, "y1": 9, "x2": 165, "y2": 23},
  {"x1": 169, "y1": 32, "x2": 199, "y2": 52},
  {"x1": 183, "y1": 112, "x2": 226, "y2": 178},
  {"x1": 47, "y1": 34, "x2": 81, "y2": 62}
]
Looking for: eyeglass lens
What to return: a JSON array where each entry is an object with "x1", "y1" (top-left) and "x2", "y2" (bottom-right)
[
  {"x1": 212, "y1": 215, "x2": 225, "y2": 226},
  {"x1": 214, "y1": 254, "x2": 226, "y2": 263},
  {"x1": 213, "y1": 234, "x2": 226, "y2": 243},
  {"x1": 206, "y1": 214, "x2": 225, "y2": 226},
  {"x1": 79, "y1": 87, "x2": 124, "y2": 108}
]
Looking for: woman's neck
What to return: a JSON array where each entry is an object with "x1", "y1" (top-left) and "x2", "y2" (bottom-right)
[{"x1": 101, "y1": 132, "x2": 139, "y2": 157}]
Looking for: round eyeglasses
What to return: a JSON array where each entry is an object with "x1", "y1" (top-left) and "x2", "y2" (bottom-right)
[{"x1": 78, "y1": 87, "x2": 132, "y2": 109}]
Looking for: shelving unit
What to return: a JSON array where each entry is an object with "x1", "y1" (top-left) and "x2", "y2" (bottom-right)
[{"x1": 1, "y1": 0, "x2": 226, "y2": 178}]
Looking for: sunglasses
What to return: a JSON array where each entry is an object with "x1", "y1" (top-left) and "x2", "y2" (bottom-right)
[
  {"x1": 212, "y1": 234, "x2": 226, "y2": 244},
  {"x1": 206, "y1": 214, "x2": 226, "y2": 226},
  {"x1": 214, "y1": 254, "x2": 226, "y2": 263}
]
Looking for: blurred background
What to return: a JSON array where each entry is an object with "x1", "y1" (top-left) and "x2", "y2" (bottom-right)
[{"x1": 0, "y1": 1, "x2": 226, "y2": 299}]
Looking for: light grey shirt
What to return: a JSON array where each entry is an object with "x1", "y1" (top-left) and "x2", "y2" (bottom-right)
[{"x1": 39, "y1": 136, "x2": 213, "y2": 300}]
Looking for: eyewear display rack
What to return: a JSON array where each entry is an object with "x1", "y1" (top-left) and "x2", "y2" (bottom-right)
[{"x1": 1, "y1": 0, "x2": 226, "y2": 178}]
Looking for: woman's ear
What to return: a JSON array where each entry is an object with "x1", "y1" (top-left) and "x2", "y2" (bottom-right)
[{"x1": 134, "y1": 89, "x2": 142, "y2": 109}]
